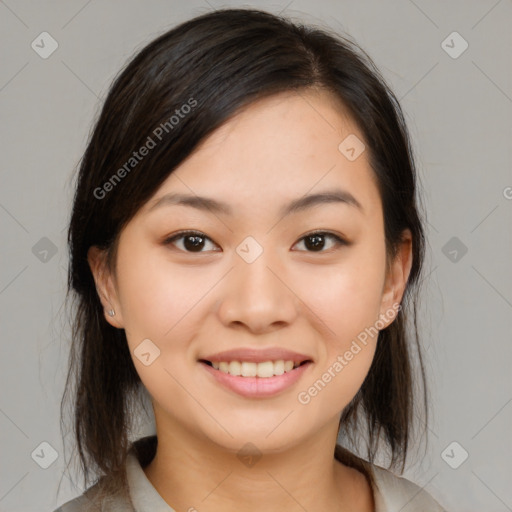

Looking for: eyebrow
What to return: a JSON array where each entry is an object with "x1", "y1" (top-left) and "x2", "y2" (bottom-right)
[{"x1": 147, "y1": 188, "x2": 364, "y2": 218}]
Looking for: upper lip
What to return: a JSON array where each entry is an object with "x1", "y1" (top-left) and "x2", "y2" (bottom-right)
[{"x1": 199, "y1": 347, "x2": 313, "y2": 364}]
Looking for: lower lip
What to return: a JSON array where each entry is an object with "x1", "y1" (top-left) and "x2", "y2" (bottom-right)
[{"x1": 199, "y1": 361, "x2": 312, "y2": 398}]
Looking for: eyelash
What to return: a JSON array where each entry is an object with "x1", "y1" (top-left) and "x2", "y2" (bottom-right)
[{"x1": 162, "y1": 230, "x2": 348, "y2": 254}]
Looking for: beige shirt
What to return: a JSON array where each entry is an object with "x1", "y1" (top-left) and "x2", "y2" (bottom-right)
[{"x1": 54, "y1": 445, "x2": 446, "y2": 511}]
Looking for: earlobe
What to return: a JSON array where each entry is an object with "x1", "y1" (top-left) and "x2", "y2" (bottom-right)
[{"x1": 87, "y1": 246, "x2": 124, "y2": 328}]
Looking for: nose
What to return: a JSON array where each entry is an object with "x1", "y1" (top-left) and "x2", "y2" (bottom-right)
[{"x1": 216, "y1": 250, "x2": 299, "y2": 334}]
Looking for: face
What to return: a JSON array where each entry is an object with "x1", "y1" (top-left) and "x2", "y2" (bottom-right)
[{"x1": 89, "y1": 88, "x2": 412, "y2": 454}]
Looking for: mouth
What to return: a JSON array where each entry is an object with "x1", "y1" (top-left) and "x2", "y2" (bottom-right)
[
  {"x1": 198, "y1": 358, "x2": 311, "y2": 378},
  {"x1": 198, "y1": 357, "x2": 313, "y2": 398}
]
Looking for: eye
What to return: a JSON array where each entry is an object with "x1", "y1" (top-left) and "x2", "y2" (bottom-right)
[
  {"x1": 163, "y1": 230, "x2": 220, "y2": 253},
  {"x1": 292, "y1": 231, "x2": 348, "y2": 253},
  {"x1": 163, "y1": 230, "x2": 348, "y2": 254}
]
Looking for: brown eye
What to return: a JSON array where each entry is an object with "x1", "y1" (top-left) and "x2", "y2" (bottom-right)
[
  {"x1": 164, "y1": 230, "x2": 220, "y2": 253},
  {"x1": 163, "y1": 230, "x2": 348, "y2": 254},
  {"x1": 293, "y1": 231, "x2": 347, "y2": 252}
]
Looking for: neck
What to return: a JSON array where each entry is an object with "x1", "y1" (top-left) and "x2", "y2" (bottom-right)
[{"x1": 141, "y1": 416, "x2": 374, "y2": 512}]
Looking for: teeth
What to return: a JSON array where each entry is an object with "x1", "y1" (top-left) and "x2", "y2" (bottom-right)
[
  {"x1": 229, "y1": 361, "x2": 241, "y2": 376},
  {"x1": 210, "y1": 360, "x2": 302, "y2": 378}
]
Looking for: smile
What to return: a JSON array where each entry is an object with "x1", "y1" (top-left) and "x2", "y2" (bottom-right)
[
  {"x1": 199, "y1": 359, "x2": 312, "y2": 398},
  {"x1": 201, "y1": 359, "x2": 308, "y2": 378}
]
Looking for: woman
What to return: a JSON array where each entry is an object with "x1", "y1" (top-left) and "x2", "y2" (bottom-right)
[{"x1": 55, "y1": 8, "x2": 446, "y2": 511}]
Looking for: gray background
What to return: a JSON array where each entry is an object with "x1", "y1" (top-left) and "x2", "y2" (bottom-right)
[{"x1": 1, "y1": 1, "x2": 511, "y2": 511}]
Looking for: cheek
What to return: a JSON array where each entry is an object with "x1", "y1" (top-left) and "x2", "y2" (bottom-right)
[
  {"x1": 114, "y1": 244, "x2": 186, "y2": 346},
  {"x1": 113, "y1": 246, "x2": 206, "y2": 408},
  {"x1": 293, "y1": 244, "x2": 385, "y2": 409},
  {"x1": 295, "y1": 265, "x2": 382, "y2": 413},
  {"x1": 300, "y1": 249, "x2": 386, "y2": 343},
  {"x1": 115, "y1": 243, "x2": 221, "y2": 355}
]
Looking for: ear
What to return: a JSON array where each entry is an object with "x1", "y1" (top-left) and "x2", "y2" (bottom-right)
[
  {"x1": 378, "y1": 229, "x2": 413, "y2": 328},
  {"x1": 87, "y1": 245, "x2": 124, "y2": 328}
]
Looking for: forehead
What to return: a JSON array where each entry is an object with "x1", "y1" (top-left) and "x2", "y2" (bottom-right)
[{"x1": 143, "y1": 89, "x2": 381, "y2": 220}]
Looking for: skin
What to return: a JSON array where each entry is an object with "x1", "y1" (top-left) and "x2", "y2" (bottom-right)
[{"x1": 88, "y1": 88, "x2": 413, "y2": 512}]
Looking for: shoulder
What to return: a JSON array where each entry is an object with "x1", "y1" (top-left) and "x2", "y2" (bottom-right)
[
  {"x1": 53, "y1": 436, "x2": 158, "y2": 512},
  {"x1": 52, "y1": 493, "x2": 92, "y2": 512},
  {"x1": 369, "y1": 464, "x2": 447, "y2": 512},
  {"x1": 52, "y1": 477, "x2": 134, "y2": 512}
]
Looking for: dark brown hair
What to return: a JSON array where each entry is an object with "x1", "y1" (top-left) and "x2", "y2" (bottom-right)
[{"x1": 61, "y1": 6, "x2": 429, "y2": 498}]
